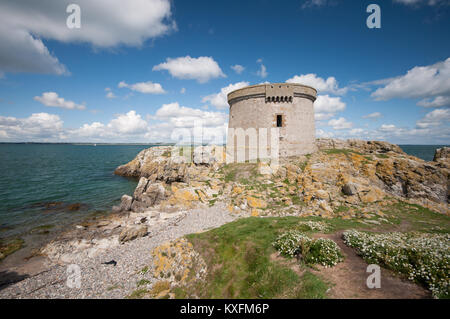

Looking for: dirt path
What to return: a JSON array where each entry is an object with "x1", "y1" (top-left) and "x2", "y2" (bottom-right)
[{"x1": 310, "y1": 232, "x2": 430, "y2": 299}]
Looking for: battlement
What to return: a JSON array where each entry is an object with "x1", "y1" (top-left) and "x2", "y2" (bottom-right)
[{"x1": 227, "y1": 83, "x2": 317, "y2": 107}]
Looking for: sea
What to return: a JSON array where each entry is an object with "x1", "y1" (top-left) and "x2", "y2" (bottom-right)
[{"x1": 0, "y1": 143, "x2": 447, "y2": 240}]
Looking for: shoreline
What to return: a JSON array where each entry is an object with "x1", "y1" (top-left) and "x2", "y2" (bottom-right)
[
  {"x1": 0, "y1": 202, "x2": 236, "y2": 298},
  {"x1": 1, "y1": 140, "x2": 448, "y2": 298}
]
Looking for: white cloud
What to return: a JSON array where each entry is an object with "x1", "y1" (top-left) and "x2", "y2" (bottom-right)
[
  {"x1": 416, "y1": 108, "x2": 450, "y2": 129},
  {"x1": 0, "y1": 28, "x2": 68, "y2": 76},
  {"x1": 118, "y1": 81, "x2": 166, "y2": 94},
  {"x1": 328, "y1": 117, "x2": 352, "y2": 130},
  {"x1": 0, "y1": 0, "x2": 175, "y2": 75},
  {"x1": 313, "y1": 94, "x2": 346, "y2": 121},
  {"x1": 34, "y1": 92, "x2": 86, "y2": 110},
  {"x1": 180, "y1": 88, "x2": 186, "y2": 94},
  {"x1": 231, "y1": 65, "x2": 245, "y2": 74},
  {"x1": 417, "y1": 96, "x2": 450, "y2": 108},
  {"x1": 349, "y1": 128, "x2": 365, "y2": 135},
  {"x1": 316, "y1": 128, "x2": 334, "y2": 138},
  {"x1": 256, "y1": 60, "x2": 268, "y2": 78},
  {"x1": 154, "y1": 102, "x2": 228, "y2": 128},
  {"x1": 363, "y1": 112, "x2": 383, "y2": 119},
  {"x1": 371, "y1": 57, "x2": 450, "y2": 106},
  {"x1": 107, "y1": 110, "x2": 148, "y2": 134},
  {"x1": 379, "y1": 124, "x2": 397, "y2": 132},
  {"x1": 301, "y1": 0, "x2": 331, "y2": 9},
  {"x1": 105, "y1": 88, "x2": 117, "y2": 99},
  {"x1": 0, "y1": 113, "x2": 64, "y2": 141},
  {"x1": 153, "y1": 56, "x2": 225, "y2": 83},
  {"x1": 286, "y1": 73, "x2": 348, "y2": 95},
  {"x1": 393, "y1": 0, "x2": 449, "y2": 6},
  {"x1": 68, "y1": 110, "x2": 150, "y2": 141},
  {"x1": 202, "y1": 82, "x2": 250, "y2": 109}
]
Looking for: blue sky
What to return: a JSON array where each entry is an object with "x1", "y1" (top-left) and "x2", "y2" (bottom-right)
[{"x1": 0, "y1": 0, "x2": 449, "y2": 144}]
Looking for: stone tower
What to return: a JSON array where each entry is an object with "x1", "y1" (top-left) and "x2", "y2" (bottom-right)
[{"x1": 226, "y1": 83, "x2": 317, "y2": 161}]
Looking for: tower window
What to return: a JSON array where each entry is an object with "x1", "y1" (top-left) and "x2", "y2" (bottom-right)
[{"x1": 277, "y1": 115, "x2": 283, "y2": 127}]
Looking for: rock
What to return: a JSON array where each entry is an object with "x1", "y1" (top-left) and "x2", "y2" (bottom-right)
[
  {"x1": 119, "y1": 195, "x2": 133, "y2": 211},
  {"x1": 359, "y1": 188, "x2": 385, "y2": 203},
  {"x1": 134, "y1": 177, "x2": 149, "y2": 199},
  {"x1": 342, "y1": 183, "x2": 359, "y2": 196},
  {"x1": 315, "y1": 189, "x2": 329, "y2": 200},
  {"x1": 434, "y1": 147, "x2": 449, "y2": 162},
  {"x1": 142, "y1": 183, "x2": 166, "y2": 206},
  {"x1": 246, "y1": 196, "x2": 267, "y2": 209},
  {"x1": 119, "y1": 225, "x2": 148, "y2": 243}
]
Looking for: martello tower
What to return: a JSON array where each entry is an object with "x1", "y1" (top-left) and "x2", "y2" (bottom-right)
[{"x1": 226, "y1": 83, "x2": 317, "y2": 160}]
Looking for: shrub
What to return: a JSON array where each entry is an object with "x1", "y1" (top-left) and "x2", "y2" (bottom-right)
[
  {"x1": 273, "y1": 231, "x2": 343, "y2": 267},
  {"x1": 273, "y1": 230, "x2": 311, "y2": 258},
  {"x1": 343, "y1": 230, "x2": 450, "y2": 299},
  {"x1": 305, "y1": 238, "x2": 343, "y2": 267}
]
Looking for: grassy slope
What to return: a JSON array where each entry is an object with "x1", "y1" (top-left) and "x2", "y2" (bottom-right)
[{"x1": 175, "y1": 201, "x2": 450, "y2": 299}]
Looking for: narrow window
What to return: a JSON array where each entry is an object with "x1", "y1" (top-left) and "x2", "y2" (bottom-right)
[{"x1": 277, "y1": 115, "x2": 283, "y2": 127}]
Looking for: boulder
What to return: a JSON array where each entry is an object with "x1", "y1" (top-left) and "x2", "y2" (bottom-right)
[
  {"x1": 433, "y1": 147, "x2": 449, "y2": 162},
  {"x1": 342, "y1": 183, "x2": 359, "y2": 196},
  {"x1": 134, "y1": 177, "x2": 149, "y2": 199},
  {"x1": 119, "y1": 225, "x2": 148, "y2": 243},
  {"x1": 119, "y1": 195, "x2": 133, "y2": 211}
]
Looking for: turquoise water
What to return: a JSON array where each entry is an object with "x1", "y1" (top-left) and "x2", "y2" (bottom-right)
[
  {"x1": 0, "y1": 143, "x2": 446, "y2": 239},
  {"x1": 0, "y1": 144, "x2": 153, "y2": 238}
]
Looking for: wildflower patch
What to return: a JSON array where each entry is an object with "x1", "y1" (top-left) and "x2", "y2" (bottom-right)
[
  {"x1": 273, "y1": 230, "x2": 343, "y2": 267},
  {"x1": 342, "y1": 230, "x2": 450, "y2": 299}
]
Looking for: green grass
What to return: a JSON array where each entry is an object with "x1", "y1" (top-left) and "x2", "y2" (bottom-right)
[
  {"x1": 375, "y1": 153, "x2": 389, "y2": 159},
  {"x1": 295, "y1": 271, "x2": 329, "y2": 299},
  {"x1": 218, "y1": 163, "x2": 259, "y2": 183},
  {"x1": 126, "y1": 288, "x2": 149, "y2": 299},
  {"x1": 137, "y1": 279, "x2": 151, "y2": 287},
  {"x1": 323, "y1": 149, "x2": 363, "y2": 156},
  {"x1": 383, "y1": 201, "x2": 450, "y2": 233},
  {"x1": 181, "y1": 217, "x2": 330, "y2": 298}
]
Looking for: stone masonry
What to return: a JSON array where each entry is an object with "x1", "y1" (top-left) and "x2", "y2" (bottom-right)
[{"x1": 226, "y1": 83, "x2": 317, "y2": 160}]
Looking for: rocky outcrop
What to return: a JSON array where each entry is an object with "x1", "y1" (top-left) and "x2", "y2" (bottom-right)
[
  {"x1": 434, "y1": 147, "x2": 449, "y2": 162},
  {"x1": 114, "y1": 140, "x2": 449, "y2": 218},
  {"x1": 316, "y1": 138, "x2": 405, "y2": 154}
]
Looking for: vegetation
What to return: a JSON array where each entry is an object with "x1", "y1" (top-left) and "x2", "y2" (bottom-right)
[
  {"x1": 343, "y1": 230, "x2": 450, "y2": 299},
  {"x1": 182, "y1": 217, "x2": 330, "y2": 298},
  {"x1": 273, "y1": 230, "x2": 343, "y2": 267},
  {"x1": 323, "y1": 149, "x2": 362, "y2": 156}
]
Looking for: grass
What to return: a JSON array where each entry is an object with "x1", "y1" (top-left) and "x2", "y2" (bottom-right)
[
  {"x1": 218, "y1": 163, "x2": 259, "y2": 183},
  {"x1": 296, "y1": 271, "x2": 329, "y2": 299},
  {"x1": 382, "y1": 201, "x2": 450, "y2": 233},
  {"x1": 180, "y1": 217, "x2": 330, "y2": 298},
  {"x1": 137, "y1": 279, "x2": 151, "y2": 287},
  {"x1": 323, "y1": 149, "x2": 363, "y2": 156},
  {"x1": 173, "y1": 201, "x2": 449, "y2": 299},
  {"x1": 126, "y1": 288, "x2": 149, "y2": 299}
]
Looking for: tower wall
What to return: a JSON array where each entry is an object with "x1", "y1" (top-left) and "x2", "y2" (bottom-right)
[{"x1": 227, "y1": 83, "x2": 317, "y2": 160}]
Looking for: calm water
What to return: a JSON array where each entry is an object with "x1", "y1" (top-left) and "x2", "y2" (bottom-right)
[
  {"x1": 399, "y1": 145, "x2": 448, "y2": 162},
  {"x1": 0, "y1": 143, "x2": 446, "y2": 239},
  {"x1": 0, "y1": 144, "x2": 155, "y2": 238}
]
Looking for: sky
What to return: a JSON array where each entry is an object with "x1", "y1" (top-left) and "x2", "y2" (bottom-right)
[{"x1": 0, "y1": 0, "x2": 449, "y2": 144}]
